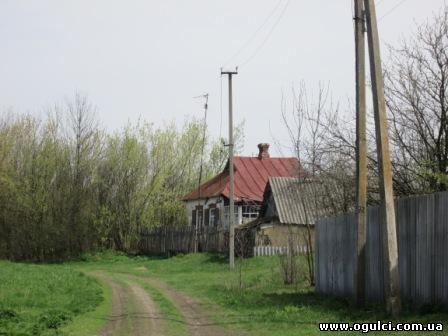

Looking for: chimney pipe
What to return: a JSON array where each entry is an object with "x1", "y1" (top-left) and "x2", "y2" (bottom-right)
[{"x1": 257, "y1": 143, "x2": 270, "y2": 159}]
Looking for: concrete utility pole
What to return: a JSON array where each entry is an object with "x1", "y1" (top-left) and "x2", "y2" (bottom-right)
[
  {"x1": 354, "y1": 0, "x2": 367, "y2": 308},
  {"x1": 193, "y1": 93, "x2": 209, "y2": 253},
  {"x1": 363, "y1": 0, "x2": 401, "y2": 316},
  {"x1": 221, "y1": 68, "x2": 238, "y2": 270}
]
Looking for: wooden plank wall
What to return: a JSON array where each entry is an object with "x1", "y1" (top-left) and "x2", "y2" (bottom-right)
[
  {"x1": 315, "y1": 191, "x2": 448, "y2": 306},
  {"x1": 139, "y1": 226, "x2": 228, "y2": 255}
]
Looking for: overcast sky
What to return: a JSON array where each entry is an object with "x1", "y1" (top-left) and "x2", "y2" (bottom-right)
[{"x1": 1, "y1": 0, "x2": 446, "y2": 156}]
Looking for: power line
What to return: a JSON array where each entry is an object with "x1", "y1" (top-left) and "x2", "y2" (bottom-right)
[
  {"x1": 239, "y1": 0, "x2": 292, "y2": 67},
  {"x1": 379, "y1": 0, "x2": 409, "y2": 21},
  {"x1": 222, "y1": 0, "x2": 285, "y2": 67}
]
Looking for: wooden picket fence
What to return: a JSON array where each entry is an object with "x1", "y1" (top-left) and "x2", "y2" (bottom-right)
[
  {"x1": 315, "y1": 191, "x2": 448, "y2": 306},
  {"x1": 139, "y1": 226, "x2": 310, "y2": 258},
  {"x1": 139, "y1": 226, "x2": 228, "y2": 255},
  {"x1": 253, "y1": 245, "x2": 310, "y2": 257}
]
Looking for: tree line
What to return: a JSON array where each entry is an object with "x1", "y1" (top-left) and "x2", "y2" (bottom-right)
[
  {"x1": 0, "y1": 95, "x2": 242, "y2": 261},
  {"x1": 1, "y1": 6, "x2": 446, "y2": 262},
  {"x1": 281, "y1": 6, "x2": 448, "y2": 213}
]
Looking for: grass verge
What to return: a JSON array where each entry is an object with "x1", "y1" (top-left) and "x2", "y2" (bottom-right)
[
  {"x1": 0, "y1": 260, "x2": 102, "y2": 336},
  {"x1": 60, "y1": 274, "x2": 112, "y2": 336}
]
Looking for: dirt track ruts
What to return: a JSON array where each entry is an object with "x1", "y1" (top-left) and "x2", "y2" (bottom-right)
[
  {"x1": 90, "y1": 272, "x2": 165, "y2": 336},
  {"x1": 90, "y1": 271, "x2": 235, "y2": 336},
  {"x1": 133, "y1": 275, "x2": 233, "y2": 336}
]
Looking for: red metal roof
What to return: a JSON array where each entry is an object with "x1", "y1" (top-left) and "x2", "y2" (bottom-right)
[{"x1": 182, "y1": 156, "x2": 302, "y2": 203}]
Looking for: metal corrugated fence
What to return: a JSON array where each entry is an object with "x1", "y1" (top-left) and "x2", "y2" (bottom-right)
[{"x1": 315, "y1": 191, "x2": 448, "y2": 306}]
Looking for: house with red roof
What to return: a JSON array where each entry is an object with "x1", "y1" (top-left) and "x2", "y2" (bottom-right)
[{"x1": 182, "y1": 143, "x2": 303, "y2": 228}]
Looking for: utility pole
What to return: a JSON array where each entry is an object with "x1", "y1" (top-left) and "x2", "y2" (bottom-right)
[
  {"x1": 354, "y1": 0, "x2": 367, "y2": 308},
  {"x1": 193, "y1": 93, "x2": 209, "y2": 253},
  {"x1": 363, "y1": 0, "x2": 401, "y2": 316},
  {"x1": 221, "y1": 68, "x2": 238, "y2": 270}
]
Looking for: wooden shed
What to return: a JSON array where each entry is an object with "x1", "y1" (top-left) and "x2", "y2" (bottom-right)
[{"x1": 241, "y1": 177, "x2": 337, "y2": 256}]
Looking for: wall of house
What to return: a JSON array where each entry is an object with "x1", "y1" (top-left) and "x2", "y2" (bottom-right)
[
  {"x1": 185, "y1": 198, "x2": 259, "y2": 227},
  {"x1": 255, "y1": 223, "x2": 315, "y2": 248},
  {"x1": 185, "y1": 197, "x2": 222, "y2": 226}
]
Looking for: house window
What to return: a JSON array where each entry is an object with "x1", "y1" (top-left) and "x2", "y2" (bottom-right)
[
  {"x1": 208, "y1": 204, "x2": 218, "y2": 227},
  {"x1": 210, "y1": 210, "x2": 215, "y2": 226},
  {"x1": 192, "y1": 205, "x2": 204, "y2": 227},
  {"x1": 197, "y1": 209, "x2": 203, "y2": 227},
  {"x1": 191, "y1": 209, "x2": 196, "y2": 226},
  {"x1": 223, "y1": 206, "x2": 239, "y2": 228},
  {"x1": 242, "y1": 205, "x2": 261, "y2": 219},
  {"x1": 204, "y1": 209, "x2": 210, "y2": 226}
]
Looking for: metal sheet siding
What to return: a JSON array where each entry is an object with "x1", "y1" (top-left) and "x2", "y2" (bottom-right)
[{"x1": 269, "y1": 177, "x2": 331, "y2": 225}]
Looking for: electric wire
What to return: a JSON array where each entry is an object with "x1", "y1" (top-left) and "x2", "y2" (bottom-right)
[
  {"x1": 238, "y1": 0, "x2": 292, "y2": 68},
  {"x1": 222, "y1": 0, "x2": 285, "y2": 67},
  {"x1": 379, "y1": 0, "x2": 409, "y2": 21}
]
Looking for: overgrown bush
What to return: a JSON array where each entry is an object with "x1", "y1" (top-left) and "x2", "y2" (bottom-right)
[{"x1": 0, "y1": 94, "x2": 241, "y2": 261}]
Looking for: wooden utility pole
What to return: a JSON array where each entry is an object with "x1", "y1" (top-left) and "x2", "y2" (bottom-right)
[
  {"x1": 221, "y1": 68, "x2": 238, "y2": 270},
  {"x1": 354, "y1": 0, "x2": 367, "y2": 307},
  {"x1": 193, "y1": 93, "x2": 209, "y2": 253},
  {"x1": 363, "y1": 0, "x2": 401, "y2": 316}
]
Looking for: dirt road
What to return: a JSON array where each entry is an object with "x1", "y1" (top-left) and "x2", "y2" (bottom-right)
[
  {"x1": 90, "y1": 272, "x2": 233, "y2": 336},
  {"x1": 91, "y1": 272, "x2": 165, "y2": 336}
]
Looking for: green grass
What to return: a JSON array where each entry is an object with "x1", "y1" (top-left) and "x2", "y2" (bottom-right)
[
  {"x1": 60, "y1": 274, "x2": 112, "y2": 336},
  {"x1": 0, "y1": 260, "x2": 103, "y2": 336},
  {"x1": 3, "y1": 252, "x2": 448, "y2": 335},
  {"x1": 68, "y1": 251, "x2": 448, "y2": 335},
  {"x1": 110, "y1": 253, "x2": 448, "y2": 336},
  {"x1": 140, "y1": 254, "x2": 337, "y2": 335}
]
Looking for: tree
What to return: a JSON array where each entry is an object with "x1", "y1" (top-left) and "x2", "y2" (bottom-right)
[
  {"x1": 385, "y1": 5, "x2": 448, "y2": 194},
  {"x1": 281, "y1": 82, "x2": 357, "y2": 214},
  {"x1": 66, "y1": 93, "x2": 102, "y2": 255}
]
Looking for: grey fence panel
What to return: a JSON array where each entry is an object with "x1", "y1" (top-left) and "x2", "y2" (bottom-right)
[
  {"x1": 314, "y1": 214, "x2": 356, "y2": 297},
  {"x1": 415, "y1": 194, "x2": 430, "y2": 304},
  {"x1": 316, "y1": 191, "x2": 448, "y2": 307},
  {"x1": 365, "y1": 205, "x2": 384, "y2": 301},
  {"x1": 319, "y1": 219, "x2": 327, "y2": 293},
  {"x1": 408, "y1": 196, "x2": 418, "y2": 304},
  {"x1": 345, "y1": 214, "x2": 356, "y2": 296},
  {"x1": 434, "y1": 192, "x2": 448, "y2": 304},
  {"x1": 427, "y1": 194, "x2": 436, "y2": 304},
  {"x1": 335, "y1": 216, "x2": 343, "y2": 295},
  {"x1": 397, "y1": 197, "x2": 410, "y2": 302},
  {"x1": 327, "y1": 219, "x2": 334, "y2": 294}
]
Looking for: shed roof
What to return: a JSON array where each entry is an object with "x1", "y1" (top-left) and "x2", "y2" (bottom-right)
[
  {"x1": 260, "y1": 177, "x2": 335, "y2": 225},
  {"x1": 182, "y1": 156, "x2": 302, "y2": 202}
]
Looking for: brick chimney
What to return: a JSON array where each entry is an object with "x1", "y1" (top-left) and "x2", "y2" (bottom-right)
[{"x1": 257, "y1": 143, "x2": 270, "y2": 159}]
